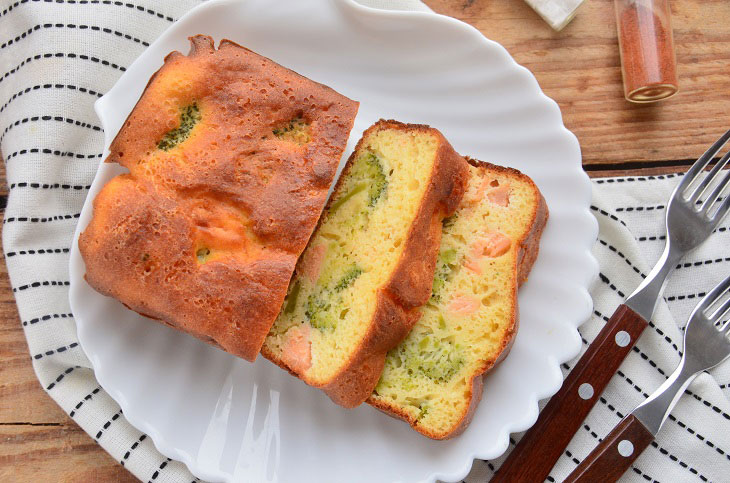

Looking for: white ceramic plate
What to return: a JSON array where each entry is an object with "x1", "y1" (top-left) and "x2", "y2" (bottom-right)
[{"x1": 69, "y1": 1, "x2": 598, "y2": 481}]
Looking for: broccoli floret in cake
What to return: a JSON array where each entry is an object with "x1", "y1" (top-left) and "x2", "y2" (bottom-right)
[
  {"x1": 273, "y1": 117, "x2": 311, "y2": 145},
  {"x1": 195, "y1": 246, "x2": 211, "y2": 263},
  {"x1": 305, "y1": 293, "x2": 336, "y2": 330},
  {"x1": 385, "y1": 330, "x2": 466, "y2": 384},
  {"x1": 334, "y1": 265, "x2": 363, "y2": 292},
  {"x1": 430, "y1": 248, "x2": 459, "y2": 302},
  {"x1": 329, "y1": 183, "x2": 368, "y2": 213},
  {"x1": 362, "y1": 152, "x2": 388, "y2": 207},
  {"x1": 158, "y1": 103, "x2": 201, "y2": 151},
  {"x1": 283, "y1": 280, "x2": 301, "y2": 314},
  {"x1": 331, "y1": 151, "x2": 389, "y2": 213},
  {"x1": 304, "y1": 264, "x2": 364, "y2": 331}
]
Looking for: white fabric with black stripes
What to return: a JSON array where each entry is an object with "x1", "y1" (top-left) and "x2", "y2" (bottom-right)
[{"x1": 1, "y1": 0, "x2": 728, "y2": 482}]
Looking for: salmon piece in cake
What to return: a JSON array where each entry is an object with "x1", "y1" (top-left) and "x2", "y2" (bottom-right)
[
  {"x1": 369, "y1": 160, "x2": 548, "y2": 439},
  {"x1": 263, "y1": 120, "x2": 469, "y2": 408},
  {"x1": 79, "y1": 35, "x2": 358, "y2": 361}
]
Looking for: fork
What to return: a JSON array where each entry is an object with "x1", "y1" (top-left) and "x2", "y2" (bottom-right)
[
  {"x1": 564, "y1": 274, "x2": 730, "y2": 482},
  {"x1": 493, "y1": 128, "x2": 730, "y2": 482}
]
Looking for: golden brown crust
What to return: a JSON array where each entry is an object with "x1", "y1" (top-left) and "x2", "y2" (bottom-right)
[
  {"x1": 319, "y1": 291, "x2": 422, "y2": 407},
  {"x1": 79, "y1": 35, "x2": 358, "y2": 362},
  {"x1": 263, "y1": 120, "x2": 469, "y2": 407},
  {"x1": 387, "y1": 130, "x2": 469, "y2": 308},
  {"x1": 366, "y1": 158, "x2": 549, "y2": 438}
]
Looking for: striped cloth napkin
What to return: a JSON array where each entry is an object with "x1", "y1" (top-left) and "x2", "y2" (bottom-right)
[{"x1": 1, "y1": 1, "x2": 728, "y2": 481}]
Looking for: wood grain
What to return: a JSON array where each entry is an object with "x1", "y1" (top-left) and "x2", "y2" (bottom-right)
[
  {"x1": 0, "y1": 164, "x2": 136, "y2": 480},
  {"x1": 424, "y1": 0, "x2": 730, "y2": 167},
  {"x1": 492, "y1": 304, "x2": 648, "y2": 483},
  {"x1": 1, "y1": 0, "x2": 727, "y2": 480},
  {"x1": 563, "y1": 414, "x2": 655, "y2": 483},
  {"x1": 0, "y1": 425, "x2": 137, "y2": 483}
]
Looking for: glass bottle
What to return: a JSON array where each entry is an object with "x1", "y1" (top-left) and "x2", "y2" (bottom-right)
[{"x1": 615, "y1": 0, "x2": 678, "y2": 103}]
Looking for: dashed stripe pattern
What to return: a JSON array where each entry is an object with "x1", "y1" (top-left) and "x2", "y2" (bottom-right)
[
  {"x1": 483, "y1": 174, "x2": 730, "y2": 481},
  {"x1": 1, "y1": 0, "x2": 176, "y2": 22},
  {"x1": 14, "y1": 280, "x2": 70, "y2": 292},
  {"x1": 1, "y1": 115, "x2": 102, "y2": 144},
  {"x1": 46, "y1": 366, "x2": 79, "y2": 390},
  {"x1": 4, "y1": 213, "x2": 81, "y2": 223},
  {"x1": 2, "y1": 2, "x2": 729, "y2": 483},
  {"x1": 6, "y1": 247, "x2": 70, "y2": 257},
  {"x1": 1, "y1": 83, "x2": 103, "y2": 113},
  {"x1": 9, "y1": 182, "x2": 91, "y2": 190},
  {"x1": 1, "y1": 52, "x2": 126, "y2": 85},
  {"x1": 95, "y1": 409, "x2": 123, "y2": 439},
  {"x1": 594, "y1": 173, "x2": 681, "y2": 184},
  {"x1": 1, "y1": 22, "x2": 151, "y2": 50},
  {"x1": 22, "y1": 312, "x2": 73, "y2": 326},
  {"x1": 121, "y1": 434, "x2": 147, "y2": 466},
  {"x1": 32, "y1": 342, "x2": 78, "y2": 360},
  {"x1": 69, "y1": 386, "x2": 101, "y2": 418},
  {"x1": 148, "y1": 458, "x2": 171, "y2": 482},
  {"x1": 1, "y1": 2, "x2": 197, "y2": 481},
  {"x1": 4, "y1": 148, "x2": 103, "y2": 161},
  {"x1": 562, "y1": 351, "x2": 730, "y2": 444}
]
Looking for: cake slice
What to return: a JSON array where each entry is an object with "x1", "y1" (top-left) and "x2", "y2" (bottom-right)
[
  {"x1": 79, "y1": 35, "x2": 358, "y2": 362},
  {"x1": 262, "y1": 120, "x2": 469, "y2": 407},
  {"x1": 368, "y1": 160, "x2": 548, "y2": 439}
]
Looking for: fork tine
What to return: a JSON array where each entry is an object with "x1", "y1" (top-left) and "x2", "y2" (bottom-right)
[
  {"x1": 698, "y1": 275, "x2": 730, "y2": 315},
  {"x1": 709, "y1": 293, "x2": 730, "y2": 324},
  {"x1": 679, "y1": 128, "x2": 730, "y2": 198},
  {"x1": 710, "y1": 189, "x2": 730, "y2": 223},
  {"x1": 692, "y1": 150, "x2": 730, "y2": 204}
]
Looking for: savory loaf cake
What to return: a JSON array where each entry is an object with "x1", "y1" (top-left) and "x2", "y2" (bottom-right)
[
  {"x1": 368, "y1": 160, "x2": 548, "y2": 439},
  {"x1": 79, "y1": 35, "x2": 358, "y2": 361},
  {"x1": 262, "y1": 120, "x2": 469, "y2": 407}
]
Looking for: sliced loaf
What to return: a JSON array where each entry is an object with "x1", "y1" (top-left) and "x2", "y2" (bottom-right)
[
  {"x1": 368, "y1": 159, "x2": 548, "y2": 438},
  {"x1": 262, "y1": 120, "x2": 469, "y2": 407}
]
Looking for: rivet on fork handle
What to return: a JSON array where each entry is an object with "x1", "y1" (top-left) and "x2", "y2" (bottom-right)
[
  {"x1": 491, "y1": 304, "x2": 647, "y2": 482},
  {"x1": 492, "y1": 128, "x2": 730, "y2": 483},
  {"x1": 564, "y1": 274, "x2": 730, "y2": 482},
  {"x1": 563, "y1": 414, "x2": 654, "y2": 483}
]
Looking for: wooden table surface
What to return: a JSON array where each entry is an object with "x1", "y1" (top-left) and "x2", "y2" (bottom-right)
[{"x1": 1, "y1": 0, "x2": 729, "y2": 481}]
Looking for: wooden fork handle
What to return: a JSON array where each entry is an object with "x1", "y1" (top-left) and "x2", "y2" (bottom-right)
[
  {"x1": 563, "y1": 414, "x2": 654, "y2": 483},
  {"x1": 491, "y1": 304, "x2": 648, "y2": 482}
]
